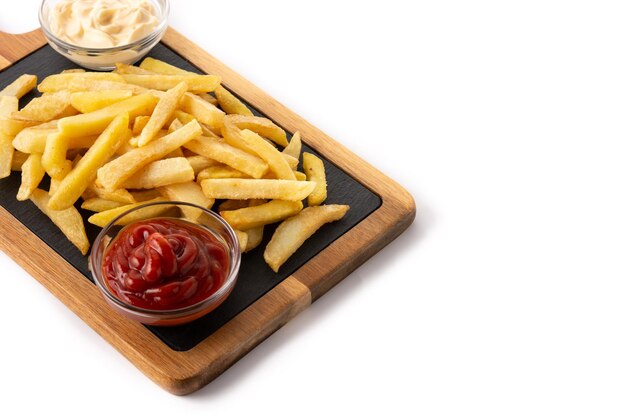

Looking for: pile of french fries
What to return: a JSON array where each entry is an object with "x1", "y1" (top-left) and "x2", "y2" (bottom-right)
[{"x1": 0, "y1": 58, "x2": 349, "y2": 272}]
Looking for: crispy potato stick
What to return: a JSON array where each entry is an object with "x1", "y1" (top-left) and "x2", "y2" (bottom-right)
[
  {"x1": 186, "y1": 155, "x2": 219, "y2": 174},
  {"x1": 48, "y1": 113, "x2": 129, "y2": 210},
  {"x1": 184, "y1": 136, "x2": 268, "y2": 179},
  {"x1": 11, "y1": 91, "x2": 77, "y2": 122},
  {"x1": 264, "y1": 205, "x2": 350, "y2": 272},
  {"x1": 48, "y1": 160, "x2": 73, "y2": 195},
  {"x1": 16, "y1": 153, "x2": 45, "y2": 201},
  {"x1": 196, "y1": 165, "x2": 249, "y2": 181},
  {"x1": 201, "y1": 178, "x2": 315, "y2": 201},
  {"x1": 302, "y1": 152, "x2": 327, "y2": 206},
  {"x1": 283, "y1": 153, "x2": 299, "y2": 170},
  {"x1": 0, "y1": 96, "x2": 18, "y2": 116},
  {"x1": 11, "y1": 151, "x2": 28, "y2": 171},
  {"x1": 97, "y1": 119, "x2": 201, "y2": 190},
  {"x1": 84, "y1": 183, "x2": 135, "y2": 204},
  {"x1": 214, "y1": 85, "x2": 253, "y2": 116},
  {"x1": 0, "y1": 74, "x2": 37, "y2": 98},
  {"x1": 0, "y1": 132, "x2": 13, "y2": 178},
  {"x1": 233, "y1": 229, "x2": 248, "y2": 252},
  {"x1": 81, "y1": 198, "x2": 126, "y2": 212},
  {"x1": 220, "y1": 199, "x2": 303, "y2": 230},
  {"x1": 122, "y1": 157, "x2": 194, "y2": 189},
  {"x1": 158, "y1": 181, "x2": 214, "y2": 220},
  {"x1": 45, "y1": 78, "x2": 144, "y2": 94},
  {"x1": 225, "y1": 114, "x2": 288, "y2": 147},
  {"x1": 70, "y1": 90, "x2": 133, "y2": 113},
  {"x1": 140, "y1": 57, "x2": 195, "y2": 75},
  {"x1": 218, "y1": 199, "x2": 263, "y2": 212},
  {"x1": 61, "y1": 69, "x2": 86, "y2": 74},
  {"x1": 283, "y1": 131, "x2": 302, "y2": 159},
  {"x1": 132, "y1": 115, "x2": 150, "y2": 135},
  {"x1": 180, "y1": 93, "x2": 224, "y2": 129},
  {"x1": 198, "y1": 93, "x2": 218, "y2": 106},
  {"x1": 138, "y1": 82, "x2": 187, "y2": 146},
  {"x1": 88, "y1": 197, "x2": 168, "y2": 227},
  {"x1": 115, "y1": 63, "x2": 155, "y2": 75},
  {"x1": 121, "y1": 74, "x2": 221, "y2": 93},
  {"x1": 164, "y1": 147, "x2": 185, "y2": 158},
  {"x1": 39, "y1": 73, "x2": 125, "y2": 92},
  {"x1": 59, "y1": 94, "x2": 158, "y2": 138},
  {"x1": 243, "y1": 226, "x2": 264, "y2": 252},
  {"x1": 294, "y1": 171, "x2": 307, "y2": 181},
  {"x1": 130, "y1": 189, "x2": 162, "y2": 202},
  {"x1": 12, "y1": 128, "x2": 56, "y2": 153},
  {"x1": 240, "y1": 129, "x2": 295, "y2": 180},
  {"x1": 30, "y1": 189, "x2": 90, "y2": 255},
  {"x1": 0, "y1": 118, "x2": 40, "y2": 136},
  {"x1": 41, "y1": 132, "x2": 69, "y2": 178}
]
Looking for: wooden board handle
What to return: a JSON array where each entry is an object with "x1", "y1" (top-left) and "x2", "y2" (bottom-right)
[{"x1": 0, "y1": 29, "x2": 47, "y2": 69}]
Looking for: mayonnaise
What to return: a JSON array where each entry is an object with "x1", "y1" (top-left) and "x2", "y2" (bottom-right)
[{"x1": 49, "y1": 0, "x2": 160, "y2": 48}]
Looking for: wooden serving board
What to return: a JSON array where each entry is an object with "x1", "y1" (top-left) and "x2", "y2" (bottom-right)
[{"x1": 0, "y1": 28, "x2": 415, "y2": 395}]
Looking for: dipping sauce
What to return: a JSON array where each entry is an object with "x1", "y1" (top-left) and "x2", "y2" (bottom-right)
[
  {"x1": 49, "y1": 0, "x2": 160, "y2": 48},
  {"x1": 102, "y1": 218, "x2": 229, "y2": 310}
]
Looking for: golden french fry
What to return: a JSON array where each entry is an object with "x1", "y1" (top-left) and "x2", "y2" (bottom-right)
[
  {"x1": 61, "y1": 69, "x2": 86, "y2": 74},
  {"x1": 283, "y1": 153, "x2": 299, "y2": 170},
  {"x1": 16, "y1": 153, "x2": 46, "y2": 201},
  {"x1": 11, "y1": 151, "x2": 28, "y2": 171},
  {"x1": 70, "y1": 90, "x2": 133, "y2": 113},
  {"x1": 186, "y1": 155, "x2": 219, "y2": 175},
  {"x1": 48, "y1": 160, "x2": 73, "y2": 195},
  {"x1": 97, "y1": 119, "x2": 201, "y2": 190},
  {"x1": 30, "y1": 189, "x2": 90, "y2": 255},
  {"x1": 264, "y1": 205, "x2": 350, "y2": 272},
  {"x1": 283, "y1": 131, "x2": 302, "y2": 159},
  {"x1": 137, "y1": 82, "x2": 187, "y2": 146},
  {"x1": 244, "y1": 226, "x2": 264, "y2": 252},
  {"x1": 130, "y1": 189, "x2": 162, "y2": 202},
  {"x1": 302, "y1": 152, "x2": 327, "y2": 206},
  {"x1": 196, "y1": 165, "x2": 249, "y2": 181},
  {"x1": 140, "y1": 57, "x2": 194, "y2": 75},
  {"x1": 218, "y1": 199, "x2": 261, "y2": 212},
  {"x1": 0, "y1": 118, "x2": 40, "y2": 136},
  {"x1": 0, "y1": 132, "x2": 13, "y2": 178},
  {"x1": 158, "y1": 181, "x2": 214, "y2": 220},
  {"x1": 115, "y1": 63, "x2": 155, "y2": 75},
  {"x1": 220, "y1": 199, "x2": 303, "y2": 230},
  {"x1": 81, "y1": 198, "x2": 126, "y2": 212},
  {"x1": 0, "y1": 96, "x2": 18, "y2": 116},
  {"x1": 88, "y1": 197, "x2": 167, "y2": 227},
  {"x1": 121, "y1": 74, "x2": 221, "y2": 93},
  {"x1": 122, "y1": 157, "x2": 194, "y2": 189},
  {"x1": 164, "y1": 147, "x2": 185, "y2": 159},
  {"x1": 215, "y1": 85, "x2": 253, "y2": 116},
  {"x1": 185, "y1": 136, "x2": 268, "y2": 179},
  {"x1": 41, "y1": 132, "x2": 69, "y2": 178},
  {"x1": 233, "y1": 229, "x2": 248, "y2": 252},
  {"x1": 198, "y1": 93, "x2": 218, "y2": 106},
  {"x1": 240, "y1": 129, "x2": 295, "y2": 180},
  {"x1": 11, "y1": 91, "x2": 77, "y2": 122},
  {"x1": 84, "y1": 183, "x2": 135, "y2": 204},
  {"x1": 0, "y1": 74, "x2": 37, "y2": 98},
  {"x1": 132, "y1": 115, "x2": 150, "y2": 135},
  {"x1": 59, "y1": 94, "x2": 158, "y2": 138},
  {"x1": 225, "y1": 114, "x2": 288, "y2": 147},
  {"x1": 48, "y1": 113, "x2": 129, "y2": 210},
  {"x1": 43, "y1": 78, "x2": 143, "y2": 94},
  {"x1": 294, "y1": 171, "x2": 307, "y2": 181},
  {"x1": 39, "y1": 73, "x2": 125, "y2": 93},
  {"x1": 180, "y1": 93, "x2": 225, "y2": 130},
  {"x1": 201, "y1": 178, "x2": 315, "y2": 201}
]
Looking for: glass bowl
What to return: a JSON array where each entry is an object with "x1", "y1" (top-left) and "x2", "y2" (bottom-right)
[
  {"x1": 39, "y1": 0, "x2": 170, "y2": 71},
  {"x1": 89, "y1": 201, "x2": 241, "y2": 326}
]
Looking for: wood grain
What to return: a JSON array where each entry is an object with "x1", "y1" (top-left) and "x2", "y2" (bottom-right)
[{"x1": 0, "y1": 28, "x2": 415, "y2": 394}]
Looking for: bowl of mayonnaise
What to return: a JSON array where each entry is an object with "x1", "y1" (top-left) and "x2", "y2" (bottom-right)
[{"x1": 39, "y1": 0, "x2": 169, "y2": 70}]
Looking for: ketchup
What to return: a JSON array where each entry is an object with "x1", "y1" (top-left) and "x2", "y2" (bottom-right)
[{"x1": 101, "y1": 218, "x2": 229, "y2": 310}]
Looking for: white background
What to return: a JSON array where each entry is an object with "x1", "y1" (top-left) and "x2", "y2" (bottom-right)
[{"x1": 1, "y1": 1, "x2": 625, "y2": 415}]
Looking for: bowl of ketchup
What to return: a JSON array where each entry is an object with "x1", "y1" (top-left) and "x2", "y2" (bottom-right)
[{"x1": 90, "y1": 201, "x2": 241, "y2": 326}]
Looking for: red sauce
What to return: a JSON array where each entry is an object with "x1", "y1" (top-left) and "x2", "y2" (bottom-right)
[{"x1": 101, "y1": 218, "x2": 229, "y2": 310}]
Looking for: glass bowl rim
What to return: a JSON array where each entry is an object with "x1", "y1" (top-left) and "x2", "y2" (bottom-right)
[
  {"x1": 89, "y1": 200, "x2": 241, "y2": 320},
  {"x1": 38, "y1": 0, "x2": 170, "y2": 53}
]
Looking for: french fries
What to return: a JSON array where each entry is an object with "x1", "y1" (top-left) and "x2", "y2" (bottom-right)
[
  {"x1": 30, "y1": 189, "x2": 90, "y2": 255},
  {"x1": 200, "y1": 178, "x2": 316, "y2": 201},
  {"x1": 302, "y1": 152, "x2": 327, "y2": 206},
  {"x1": 48, "y1": 113, "x2": 129, "y2": 210},
  {"x1": 97, "y1": 119, "x2": 201, "y2": 190},
  {"x1": 264, "y1": 205, "x2": 350, "y2": 272},
  {"x1": 2, "y1": 59, "x2": 346, "y2": 271}
]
